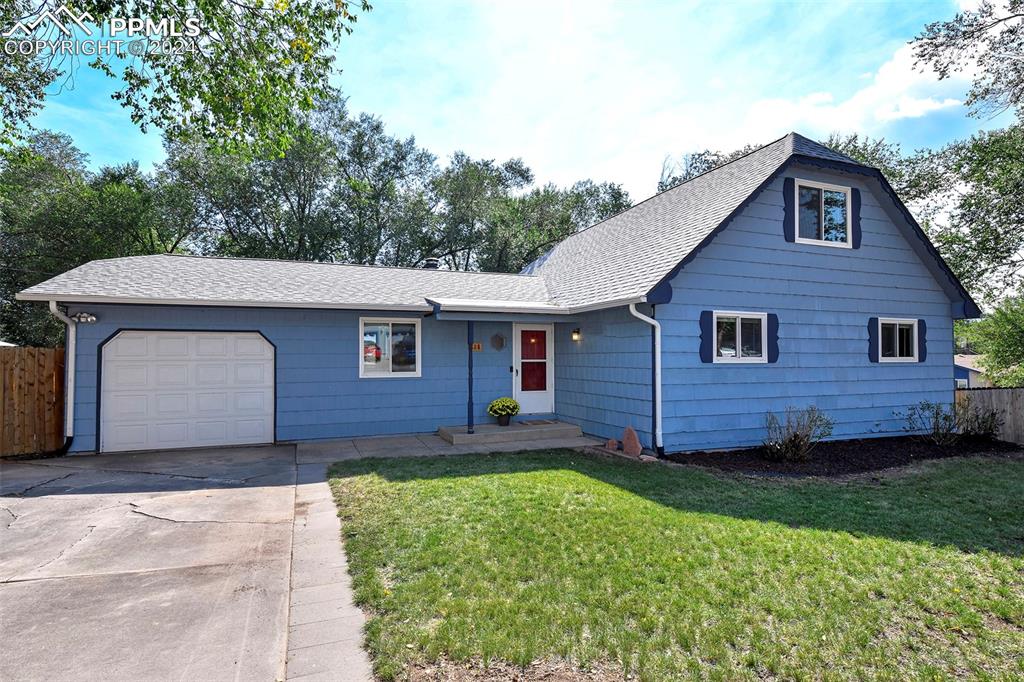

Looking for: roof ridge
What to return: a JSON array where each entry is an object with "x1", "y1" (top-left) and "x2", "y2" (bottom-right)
[
  {"x1": 156, "y1": 253, "x2": 542, "y2": 278},
  {"x1": 521, "y1": 132, "x2": 794, "y2": 269}
]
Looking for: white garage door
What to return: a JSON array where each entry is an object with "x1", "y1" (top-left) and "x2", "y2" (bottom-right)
[{"x1": 100, "y1": 331, "x2": 274, "y2": 453}]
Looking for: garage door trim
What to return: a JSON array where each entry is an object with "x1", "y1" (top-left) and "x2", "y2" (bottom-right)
[{"x1": 96, "y1": 328, "x2": 277, "y2": 452}]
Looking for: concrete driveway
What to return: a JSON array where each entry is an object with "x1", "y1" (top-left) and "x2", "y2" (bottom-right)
[{"x1": 0, "y1": 444, "x2": 370, "y2": 681}]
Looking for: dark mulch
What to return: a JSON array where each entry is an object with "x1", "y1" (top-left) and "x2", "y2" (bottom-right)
[{"x1": 662, "y1": 435, "x2": 1022, "y2": 477}]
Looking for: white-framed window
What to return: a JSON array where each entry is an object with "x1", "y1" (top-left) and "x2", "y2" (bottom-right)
[
  {"x1": 713, "y1": 311, "x2": 768, "y2": 364},
  {"x1": 879, "y1": 318, "x2": 917, "y2": 363},
  {"x1": 795, "y1": 178, "x2": 851, "y2": 248},
  {"x1": 955, "y1": 378, "x2": 968, "y2": 389},
  {"x1": 359, "y1": 318, "x2": 422, "y2": 378}
]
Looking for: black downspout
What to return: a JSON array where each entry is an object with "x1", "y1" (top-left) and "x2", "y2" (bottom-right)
[{"x1": 467, "y1": 320, "x2": 475, "y2": 434}]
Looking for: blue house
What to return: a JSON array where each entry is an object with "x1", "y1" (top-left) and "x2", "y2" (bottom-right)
[{"x1": 18, "y1": 133, "x2": 979, "y2": 455}]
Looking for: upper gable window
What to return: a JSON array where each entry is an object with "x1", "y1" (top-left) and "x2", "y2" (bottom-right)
[{"x1": 796, "y1": 179, "x2": 851, "y2": 248}]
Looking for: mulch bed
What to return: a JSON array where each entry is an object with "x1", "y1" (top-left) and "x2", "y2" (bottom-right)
[{"x1": 662, "y1": 435, "x2": 1022, "y2": 477}]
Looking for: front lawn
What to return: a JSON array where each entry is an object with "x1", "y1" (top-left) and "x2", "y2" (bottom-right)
[{"x1": 329, "y1": 450, "x2": 1024, "y2": 680}]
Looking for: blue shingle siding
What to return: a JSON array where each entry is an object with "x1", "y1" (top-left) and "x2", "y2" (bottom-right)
[
  {"x1": 658, "y1": 164, "x2": 955, "y2": 452},
  {"x1": 554, "y1": 306, "x2": 653, "y2": 447},
  {"x1": 66, "y1": 304, "x2": 517, "y2": 452}
]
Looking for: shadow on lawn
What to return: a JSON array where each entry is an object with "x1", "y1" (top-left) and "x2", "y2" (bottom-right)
[{"x1": 329, "y1": 449, "x2": 1024, "y2": 557}]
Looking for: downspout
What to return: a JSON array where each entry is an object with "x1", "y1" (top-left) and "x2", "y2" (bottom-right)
[
  {"x1": 48, "y1": 301, "x2": 75, "y2": 452},
  {"x1": 628, "y1": 303, "x2": 663, "y2": 455}
]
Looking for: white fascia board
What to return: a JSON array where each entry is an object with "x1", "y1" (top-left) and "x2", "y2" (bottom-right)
[{"x1": 14, "y1": 292, "x2": 433, "y2": 312}]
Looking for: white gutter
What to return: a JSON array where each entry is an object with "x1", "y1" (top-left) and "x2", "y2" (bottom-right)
[
  {"x1": 48, "y1": 301, "x2": 75, "y2": 440},
  {"x1": 628, "y1": 303, "x2": 663, "y2": 454}
]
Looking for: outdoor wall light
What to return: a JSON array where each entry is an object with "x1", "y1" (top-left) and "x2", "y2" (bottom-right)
[
  {"x1": 571, "y1": 328, "x2": 581, "y2": 342},
  {"x1": 70, "y1": 312, "x2": 97, "y2": 324}
]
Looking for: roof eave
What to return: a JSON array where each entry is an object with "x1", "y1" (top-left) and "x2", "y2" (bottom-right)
[{"x1": 14, "y1": 292, "x2": 434, "y2": 312}]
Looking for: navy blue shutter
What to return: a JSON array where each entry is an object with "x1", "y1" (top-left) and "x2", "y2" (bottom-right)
[
  {"x1": 917, "y1": 319, "x2": 927, "y2": 362},
  {"x1": 767, "y1": 314, "x2": 779, "y2": 363},
  {"x1": 868, "y1": 317, "x2": 879, "y2": 363},
  {"x1": 851, "y1": 188, "x2": 862, "y2": 249},
  {"x1": 783, "y1": 178, "x2": 795, "y2": 242},
  {"x1": 699, "y1": 311, "x2": 714, "y2": 363}
]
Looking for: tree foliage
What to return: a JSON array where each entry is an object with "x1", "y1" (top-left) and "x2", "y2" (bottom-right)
[
  {"x1": 658, "y1": 145, "x2": 760, "y2": 191},
  {"x1": 960, "y1": 294, "x2": 1024, "y2": 386},
  {"x1": 913, "y1": 0, "x2": 1024, "y2": 118},
  {"x1": 1, "y1": 101, "x2": 630, "y2": 346},
  {"x1": 1, "y1": 0, "x2": 370, "y2": 154}
]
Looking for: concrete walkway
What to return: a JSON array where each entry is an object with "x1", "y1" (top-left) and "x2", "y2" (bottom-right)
[{"x1": 1, "y1": 432, "x2": 598, "y2": 681}]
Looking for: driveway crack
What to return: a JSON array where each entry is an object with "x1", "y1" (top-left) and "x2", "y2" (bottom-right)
[
  {"x1": 33, "y1": 525, "x2": 96, "y2": 572},
  {"x1": 6, "y1": 472, "x2": 74, "y2": 497},
  {"x1": 128, "y1": 503, "x2": 288, "y2": 525}
]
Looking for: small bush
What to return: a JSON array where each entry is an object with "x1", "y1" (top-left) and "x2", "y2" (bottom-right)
[
  {"x1": 904, "y1": 401, "x2": 960, "y2": 447},
  {"x1": 763, "y1": 406, "x2": 834, "y2": 462},
  {"x1": 487, "y1": 397, "x2": 520, "y2": 418},
  {"x1": 903, "y1": 397, "x2": 1004, "y2": 446}
]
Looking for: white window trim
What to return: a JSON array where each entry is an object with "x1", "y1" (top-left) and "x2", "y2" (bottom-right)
[
  {"x1": 955, "y1": 378, "x2": 968, "y2": 389},
  {"x1": 878, "y1": 317, "x2": 918, "y2": 363},
  {"x1": 359, "y1": 317, "x2": 423, "y2": 378},
  {"x1": 712, "y1": 310, "x2": 768, "y2": 364},
  {"x1": 794, "y1": 178, "x2": 852, "y2": 249}
]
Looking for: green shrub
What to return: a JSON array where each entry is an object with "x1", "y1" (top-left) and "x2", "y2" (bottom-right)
[
  {"x1": 904, "y1": 401, "x2": 960, "y2": 447},
  {"x1": 903, "y1": 397, "x2": 1005, "y2": 446},
  {"x1": 487, "y1": 397, "x2": 520, "y2": 418},
  {"x1": 763, "y1": 406, "x2": 834, "y2": 462}
]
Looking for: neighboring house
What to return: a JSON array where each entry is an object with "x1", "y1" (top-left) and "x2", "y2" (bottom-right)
[
  {"x1": 954, "y1": 354, "x2": 991, "y2": 389},
  {"x1": 17, "y1": 133, "x2": 979, "y2": 455}
]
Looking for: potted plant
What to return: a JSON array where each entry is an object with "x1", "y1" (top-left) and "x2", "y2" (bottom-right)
[{"x1": 487, "y1": 397, "x2": 520, "y2": 426}]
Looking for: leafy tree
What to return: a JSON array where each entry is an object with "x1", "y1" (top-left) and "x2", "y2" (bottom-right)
[
  {"x1": 961, "y1": 294, "x2": 1024, "y2": 386},
  {"x1": 658, "y1": 146, "x2": 760, "y2": 191},
  {"x1": 1, "y1": 132, "x2": 191, "y2": 345},
  {"x1": 477, "y1": 180, "x2": 631, "y2": 273},
  {"x1": 932, "y1": 124, "x2": 1024, "y2": 303},
  {"x1": 913, "y1": 0, "x2": 1024, "y2": 117},
  {"x1": 2, "y1": 0, "x2": 370, "y2": 154}
]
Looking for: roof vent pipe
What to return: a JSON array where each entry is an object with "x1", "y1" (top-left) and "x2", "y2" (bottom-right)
[{"x1": 422, "y1": 257, "x2": 440, "y2": 269}]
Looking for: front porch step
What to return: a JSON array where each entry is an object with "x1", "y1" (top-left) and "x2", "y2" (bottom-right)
[{"x1": 438, "y1": 420, "x2": 582, "y2": 445}]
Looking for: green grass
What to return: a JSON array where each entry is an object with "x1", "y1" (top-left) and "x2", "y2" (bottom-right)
[{"x1": 328, "y1": 451, "x2": 1024, "y2": 680}]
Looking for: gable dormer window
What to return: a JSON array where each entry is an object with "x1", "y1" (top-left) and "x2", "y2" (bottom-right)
[{"x1": 795, "y1": 179, "x2": 851, "y2": 248}]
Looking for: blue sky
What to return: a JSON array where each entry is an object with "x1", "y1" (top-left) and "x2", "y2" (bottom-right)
[{"x1": 30, "y1": 0, "x2": 1008, "y2": 200}]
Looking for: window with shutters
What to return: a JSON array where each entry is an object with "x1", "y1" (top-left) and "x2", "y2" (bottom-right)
[
  {"x1": 795, "y1": 179, "x2": 851, "y2": 247},
  {"x1": 713, "y1": 311, "x2": 767, "y2": 364},
  {"x1": 878, "y1": 318, "x2": 917, "y2": 362}
]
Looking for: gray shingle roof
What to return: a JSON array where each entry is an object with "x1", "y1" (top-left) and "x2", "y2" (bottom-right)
[
  {"x1": 18, "y1": 254, "x2": 551, "y2": 311},
  {"x1": 19, "y1": 132, "x2": 878, "y2": 313},
  {"x1": 521, "y1": 132, "x2": 864, "y2": 307}
]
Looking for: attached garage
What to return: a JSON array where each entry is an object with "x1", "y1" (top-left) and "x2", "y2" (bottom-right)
[{"x1": 99, "y1": 331, "x2": 275, "y2": 453}]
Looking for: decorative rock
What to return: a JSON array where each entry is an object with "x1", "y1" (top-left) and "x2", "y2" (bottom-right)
[
  {"x1": 639, "y1": 454, "x2": 659, "y2": 463},
  {"x1": 622, "y1": 426, "x2": 642, "y2": 457},
  {"x1": 605, "y1": 438, "x2": 619, "y2": 450}
]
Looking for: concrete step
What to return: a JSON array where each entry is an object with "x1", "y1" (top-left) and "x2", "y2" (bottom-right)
[{"x1": 438, "y1": 420, "x2": 582, "y2": 445}]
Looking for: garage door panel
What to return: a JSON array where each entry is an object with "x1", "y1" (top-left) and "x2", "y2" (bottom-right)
[
  {"x1": 113, "y1": 365, "x2": 149, "y2": 387},
  {"x1": 154, "y1": 422, "x2": 190, "y2": 446},
  {"x1": 235, "y1": 392, "x2": 267, "y2": 411},
  {"x1": 196, "y1": 392, "x2": 228, "y2": 414},
  {"x1": 196, "y1": 336, "x2": 228, "y2": 356},
  {"x1": 111, "y1": 334, "x2": 149, "y2": 356},
  {"x1": 235, "y1": 419, "x2": 267, "y2": 440},
  {"x1": 195, "y1": 363, "x2": 228, "y2": 385},
  {"x1": 156, "y1": 335, "x2": 189, "y2": 357},
  {"x1": 101, "y1": 331, "x2": 274, "y2": 453},
  {"x1": 156, "y1": 393, "x2": 189, "y2": 415},
  {"x1": 156, "y1": 364, "x2": 189, "y2": 386}
]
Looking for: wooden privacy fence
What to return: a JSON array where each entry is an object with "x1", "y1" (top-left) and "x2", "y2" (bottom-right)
[
  {"x1": 957, "y1": 387, "x2": 1024, "y2": 445},
  {"x1": 1, "y1": 347, "x2": 65, "y2": 456}
]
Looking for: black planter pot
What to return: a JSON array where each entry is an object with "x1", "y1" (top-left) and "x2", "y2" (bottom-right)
[{"x1": 497, "y1": 414, "x2": 511, "y2": 426}]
